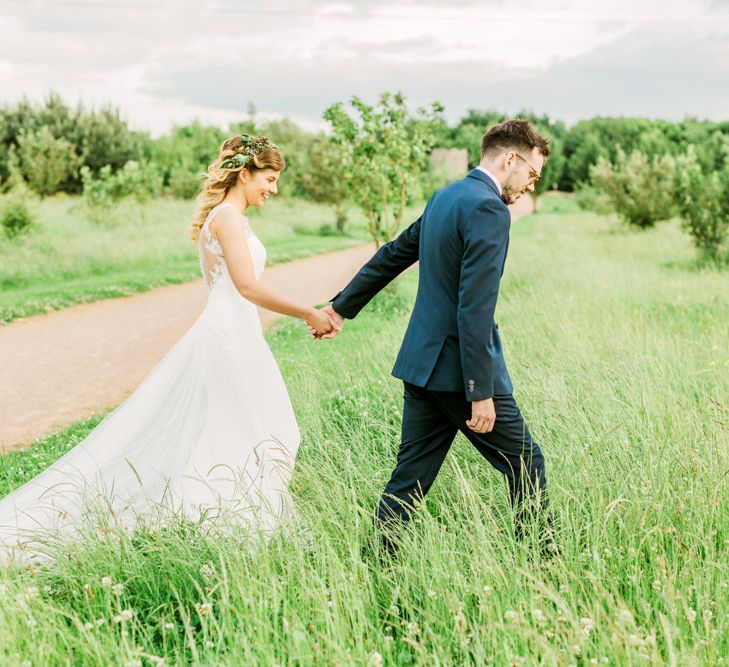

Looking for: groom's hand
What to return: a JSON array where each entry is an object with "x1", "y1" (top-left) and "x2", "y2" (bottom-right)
[
  {"x1": 308, "y1": 305, "x2": 345, "y2": 340},
  {"x1": 467, "y1": 398, "x2": 496, "y2": 433}
]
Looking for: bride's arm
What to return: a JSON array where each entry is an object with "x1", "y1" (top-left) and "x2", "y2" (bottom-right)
[{"x1": 213, "y1": 209, "x2": 334, "y2": 334}]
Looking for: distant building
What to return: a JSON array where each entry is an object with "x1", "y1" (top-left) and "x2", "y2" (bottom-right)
[{"x1": 430, "y1": 148, "x2": 469, "y2": 176}]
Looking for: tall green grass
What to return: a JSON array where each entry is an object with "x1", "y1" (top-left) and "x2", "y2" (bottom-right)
[
  {"x1": 1, "y1": 196, "x2": 726, "y2": 665},
  {"x1": 0, "y1": 195, "x2": 401, "y2": 324}
]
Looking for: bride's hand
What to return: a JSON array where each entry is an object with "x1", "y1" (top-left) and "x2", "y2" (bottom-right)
[{"x1": 306, "y1": 308, "x2": 337, "y2": 336}]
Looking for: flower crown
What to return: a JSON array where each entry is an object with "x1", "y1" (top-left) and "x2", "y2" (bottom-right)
[{"x1": 220, "y1": 134, "x2": 275, "y2": 169}]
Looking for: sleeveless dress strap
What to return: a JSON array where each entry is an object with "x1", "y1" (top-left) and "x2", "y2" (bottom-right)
[{"x1": 203, "y1": 203, "x2": 235, "y2": 235}]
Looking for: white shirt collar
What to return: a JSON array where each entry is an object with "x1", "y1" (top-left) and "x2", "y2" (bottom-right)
[{"x1": 475, "y1": 165, "x2": 502, "y2": 195}]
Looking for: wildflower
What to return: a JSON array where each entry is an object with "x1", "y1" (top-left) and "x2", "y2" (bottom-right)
[
  {"x1": 570, "y1": 645, "x2": 581, "y2": 656},
  {"x1": 101, "y1": 576, "x2": 113, "y2": 587},
  {"x1": 200, "y1": 562, "x2": 216, "y2": 581},
  {"x1": 26, "y1": 586, "x2": 39, "y2": 598},
  {"x1": 196, "y1": 603, "x2": 212, "y2": 617},
  {"x1": 388, "y1": 604, "x2": 399, "y2": 616},
  {"x1": 84, "y1": 622, "x2": 94, "y2": 630},
  {"x1": 204, "y1": 641, "x2": 214, "y2": 649},
  {"x1": 112, "y1": 583, "x2": 124, "y2": 597},
  {"x1": 427, "y1": 589, "x2": 436, "y2": 598},
  {"x1": 483, "y1": 585, "x2": 493, "y2": 596},
  {"x1": 383, "y1": 635, "x2": 394, "y2": 644},
  {"x1": 627, "y1": 634, "x2": 642, "y2": 646},
  {"x1": 559, "y1": 584, "x2": 569, "y2": 593},
  {"x1": 113, "y1": 609, "x2": 134, "y2": 623},
  {"x1": 652, "y1": 579, "x2": 661, "y2": 591},
  {"x1": 149, "y1": 657, "x2": 165, "y2": 666},
  {"x1": 505, "y1": 610, "x2": 519, "y2": 622},
  {"x1": 368, "y1": 652, "x2": 384, "y2": 667},
  {"x1": 645, "y1": 634, "x2": 656, "y2": 647},
  {"x1": 531, "y1": 609, "x2": 546, "y2": 626},
  {"x1": 164, "y1": 622, "x2": 175, "y2": 630},
  {"x1": 617, "y1": 609, "x2": 634, "y2": 626},
  {"x1": 686, "y1": 608, "x2": 697, "y2": 623},
  {"x1": 580, "y1": 617, "x2": 594, "y2": 635}
]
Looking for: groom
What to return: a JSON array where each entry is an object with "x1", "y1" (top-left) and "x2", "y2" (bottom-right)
[{"x1": 315, "y1": 119, "x2": 553, "y2": 551}]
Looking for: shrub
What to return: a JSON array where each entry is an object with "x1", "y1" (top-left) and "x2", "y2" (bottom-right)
[
  {"x1": 168, "y1": 166, "x2": 203, "y2": 200},
  {"x1": 673, "y1": 147, "x2": 729, "y2": 263},
  {"x1": 588, "y1": 148, "x2": 677, "y2": 228},
  {"x1": 1, "y1": 197, "x2": 36, "y2": 238},
  {"x1": 14, "y1": 127, "x2": 81, "y2": 197},
  {"x1": 81, "y1": 160, "x2": 161, "y2": 223}
]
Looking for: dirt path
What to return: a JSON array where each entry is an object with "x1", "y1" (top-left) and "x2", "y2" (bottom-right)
[{"x1": 0, "y1": 197, "x2": 532, "y2": 453}]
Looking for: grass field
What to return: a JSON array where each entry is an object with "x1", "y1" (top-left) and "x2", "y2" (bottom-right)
[
  {"x1": 0, "y1": 195, "x2": 414, "y2": 324},
  {"x1": 1, "y1": 196, "x2": 727, "y2": 665}
]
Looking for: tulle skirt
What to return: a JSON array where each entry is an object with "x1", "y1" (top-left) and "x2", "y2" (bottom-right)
[{"x1": 0, "y1": 291, "x2": 301, "y2": 566}]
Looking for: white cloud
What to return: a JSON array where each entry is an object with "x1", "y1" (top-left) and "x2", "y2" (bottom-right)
[{"x1": 0, "y1": 0, "x2": 727, "y2": 132}]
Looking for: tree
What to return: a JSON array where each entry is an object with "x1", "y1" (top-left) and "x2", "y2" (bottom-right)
[
  {"x1": 588, "y1": 148, "x2": 677, "y2": 228},
  {"x1": 673, "y1": 146, "x2": 729, "y2": 263},
  {"x1": 297, "y1": 135, "x2": 349, "y2": 232},
  {"x1": 14, "y1": 127, "x2": 81, "y2": 198},
  {"x1": 324, "y1": 92, "x2": 444, "y2": 247}
]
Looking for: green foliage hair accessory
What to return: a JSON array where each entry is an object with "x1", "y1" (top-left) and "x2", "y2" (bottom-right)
[
  {"x1": 220, "y1": 135, "x2": 275, "y2": 169},
  {"x1": 220, "y1": 153, "x2": 252, "y2": 169}
]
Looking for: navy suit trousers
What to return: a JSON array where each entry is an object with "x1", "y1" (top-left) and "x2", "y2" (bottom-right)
[{"x1": 377, "y1": 382, "x2": 547, "y2": 533}]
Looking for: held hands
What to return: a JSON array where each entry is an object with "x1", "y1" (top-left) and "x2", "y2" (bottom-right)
[
  {"x1": 466, "y1": 397, "x2": 496, "y2": 433},
  {"x1": 305, "y1": 307, "x2": 341, "y2": 337},
  {"x1": 307, "y1": 305, "x2": 345, "y2": 340}
]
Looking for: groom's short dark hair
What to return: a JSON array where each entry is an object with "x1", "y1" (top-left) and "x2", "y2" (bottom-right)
[{"x1": 481, "y1": 119, "x2": 551, "y2": 160}]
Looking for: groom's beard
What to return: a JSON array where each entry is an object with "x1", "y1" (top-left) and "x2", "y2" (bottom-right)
[{"x1": 502, "y1": 178, "x2": 527, "y2": 205}]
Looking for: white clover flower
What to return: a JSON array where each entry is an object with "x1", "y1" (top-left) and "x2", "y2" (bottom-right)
[
  {"x1": 644, "y1": 634, "x2": 656, "y2": 647},
  {"x1": 505, "y1": 610, "x2": 519, "y2": 622},
  {"x1": 101, "y1": 576, "x2": 113, "y2": 587},
  {"x1": 703, "y1": 610, "x2": 713, "y2": 623},
  {"x1": 196, "y1": 603, "x2": 211, "y2": 617},
  {"x1": 113, "y1": 609, "x2": 134, "y2": 623},
  {"x1": 112, "y1": 583, "x2": 124, "y2": 597},
  {"x1": 164, "y1": 622, "x2": 175, "y2": 630},
  {"x1": 388, "y1": 604, "x2": 399, "y2": 616},
  {"x1": 204, "y1": 641, "x2": 214, "y2": 649},
  {"x1": 95, "y1": 618, "x2": 105, "y2": 628},
  {"x1": 627, "y1": 633, "x2": 642, "y2": 646},
  {"x1": 427, "y1": 589, "x2": 436, "y2": 598},
  {"x1": 483, "y1": 585, "x2": 493, "y2": 596},
  {"x1": 26, "y1": 586, "x2": 39, "y2": 598},
  {"x1": 454, "y1": 612, "x2": 467, "y2": 632},
  {"x1": 368, "y1": 652, "x2": 384, "y2": 667},
  {"x1": 84, "y1": 622, "x2": 94, "y2": 630},
  {"x1": 531, "y1": 609, "x2": 546, "y2": 626},
  {"x1": 200, "y1": 562, "x2": 216, "y2": 582},
  {"x1": 686, "y1": 608, "x2": 697, "y2": 623},
  {"x1": 580, "y1": 617, "x2": 594, "y2": 634},
  {"x1": 570, "y1": 645, "x2": 582, "y2": 656},
  {"x1": 149, "y1": 657, "x2": 165, "y2": 666},
  {"x1": 617, "y1": 609, "x2": 634, "y2": 625}
]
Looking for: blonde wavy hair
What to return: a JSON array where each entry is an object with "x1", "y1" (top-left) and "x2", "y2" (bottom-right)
[{"x1": 190, "y1": 134, "x2": 285, "y2": 240}]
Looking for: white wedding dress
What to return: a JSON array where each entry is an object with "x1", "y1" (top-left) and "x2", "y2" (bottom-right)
[{"x1": 0, "y1": 203, "x2": 301, "y2": 565}]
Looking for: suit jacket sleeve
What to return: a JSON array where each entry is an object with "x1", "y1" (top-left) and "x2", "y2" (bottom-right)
[
  {"x1": 330, "y1": 214, "x2": 422, "y2": 319},
  {"x1": 457, "y1": 199, "x2": 510, "y2": 401}
]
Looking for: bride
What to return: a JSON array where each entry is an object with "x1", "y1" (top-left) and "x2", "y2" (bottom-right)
[{"x1": 0, "y1": 134, "x2": 337, "y2": 566}]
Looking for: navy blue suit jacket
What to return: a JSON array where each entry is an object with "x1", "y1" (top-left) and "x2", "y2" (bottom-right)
[{"x1": 331, "y1": 168, "x2": 513, "y2": 400}]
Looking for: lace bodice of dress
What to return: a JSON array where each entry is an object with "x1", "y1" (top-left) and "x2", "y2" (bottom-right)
[{"x1": 198, "y1": 203, "x2": 266, "y2": 288}]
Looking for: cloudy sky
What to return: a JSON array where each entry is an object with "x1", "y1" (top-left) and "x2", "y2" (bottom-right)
[{"x1": 1, "y1": 0, "x2": 728, "y2": 135}]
